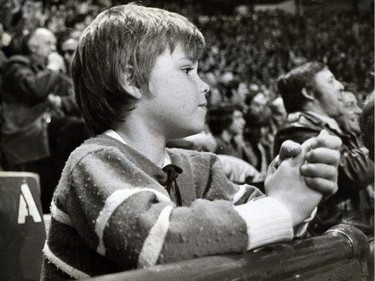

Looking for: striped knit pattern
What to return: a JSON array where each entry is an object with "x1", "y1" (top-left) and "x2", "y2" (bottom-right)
[{"x1": 41, "y1": 135, "x2": 291, "y2": 280}]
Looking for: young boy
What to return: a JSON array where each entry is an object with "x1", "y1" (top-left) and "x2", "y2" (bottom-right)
[{"x1": 41, "y1": 4, "x2": 341, "y2": 280}]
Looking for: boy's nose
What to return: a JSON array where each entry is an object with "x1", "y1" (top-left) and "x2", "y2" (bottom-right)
[
  {"x1": 337, "y1": 81, "x2": 344, "y2": 90},
  {"x1": 200, "y1": 80, "x2": 210, "y2": 95}
]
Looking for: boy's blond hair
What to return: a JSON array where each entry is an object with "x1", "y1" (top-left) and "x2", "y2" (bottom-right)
[{"x1": 72, "y1": 4, "x2": 206, "y2": 135}]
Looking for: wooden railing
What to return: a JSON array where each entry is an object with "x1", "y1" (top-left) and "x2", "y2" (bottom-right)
[{"x1": 87, "y1": 224, "x2": 370, "y2": 281}]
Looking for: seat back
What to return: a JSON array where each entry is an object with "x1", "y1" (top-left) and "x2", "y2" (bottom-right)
[{"x1": 0, "y1": 171, "x2": 46, "y2": 281}]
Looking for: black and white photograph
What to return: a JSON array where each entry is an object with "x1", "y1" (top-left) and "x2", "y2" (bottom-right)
[{"x1": 0, "y1": 0, "x2": 373, "y2": 280}]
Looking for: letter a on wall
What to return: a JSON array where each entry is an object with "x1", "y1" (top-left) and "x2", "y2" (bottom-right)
[
  {"x1": 18, "y1": 182, "x2": 42, "y2": 224},
  {"x1": 0, "y1": 171, "x2": 46, "y2": 281}
]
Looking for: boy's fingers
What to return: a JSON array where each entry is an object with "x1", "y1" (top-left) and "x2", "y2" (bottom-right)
[
  {"x1": 278, "y1": 140, "x2": 302, "y2": 161},
  {"x1": 301, "y1": 163, "x2": 338, "y2": 180},
  {"x1": 290, "y1": 137, "x2": 317, "y2": 166},
  {"x1": 305, "y1": 148, "x2": 341, "y2": 166},
  {"x1": 267, "y1": 156, "x2": 279, "y2": 175},
  {"x1": 304, "y1": 177, "x2": 338, "y2": 196},
  {"x1": 315, "y1": 132, "x2": 342, "y2": 150}
]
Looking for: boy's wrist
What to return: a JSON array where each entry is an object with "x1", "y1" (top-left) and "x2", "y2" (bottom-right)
[{"x1": 294, "y1": 207, "x2": 317, "y2": 238}]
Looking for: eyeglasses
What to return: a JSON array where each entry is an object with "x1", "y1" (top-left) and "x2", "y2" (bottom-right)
[{"x1": 62, "y1": 49, "x2": 75, "y2": 56}]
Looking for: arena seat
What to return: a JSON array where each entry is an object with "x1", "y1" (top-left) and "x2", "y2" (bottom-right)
[
  {"x1": 87, "y1": 224, "x2": 370, "y2": 281},
  {"x1": 0, "y1": 171, "x2": 46, "y2": 281}
]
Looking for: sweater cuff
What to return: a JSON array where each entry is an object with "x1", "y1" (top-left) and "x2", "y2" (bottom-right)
[{"x1": 235, "y1": 197, "x2": 293, "y2": 250}]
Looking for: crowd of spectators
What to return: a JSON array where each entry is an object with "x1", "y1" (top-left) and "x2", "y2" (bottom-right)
[{"x1": 1, "y1": 1, "x2": 373, "y2": 102}]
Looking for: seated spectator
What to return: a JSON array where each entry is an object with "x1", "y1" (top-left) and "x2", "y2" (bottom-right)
[
  {"x1": 334, "y1": 85, "x2": 374, "y2": 235},
  {"x1": 1, "y1": 27, "x2": 88, "y2": 213},
  {"x1": 243, "y1": 104, "x2": 273, "y2": 175},
  {"x1": 336, "y1": 85, "x2": 363, "y2": 136},
  {"x1": 359, "y1": 90, "x2": 375, "y2": 218},
  {"x1": 56, "y1": 29, "x2": 81, "y2": 76},
  {"x1": 275, "y1": 61, "x2": 374, "y2": 235},
  {"x1": 207, "y1": 103, "x2": 250, "y2": 161},
  {"x1": 360, "y1": 91, "x2": 374, "y2": 160},
  {"x1": 41, "y1": 5, "x2": 341, "y2": 279},
  {"x1": 359, "y1": 90, "x2": 375, "y2": 280},
  {"x1": 1, "y1": 27, "x2": 64, "y2": 169}
]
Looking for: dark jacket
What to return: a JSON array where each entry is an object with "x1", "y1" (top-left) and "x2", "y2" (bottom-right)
[
  {"x1": 274, "y1": 111, "x2": 374, "y2": 234},
  {"x1": 1, "y1": 55, "x2": 73, "y2": 165}
]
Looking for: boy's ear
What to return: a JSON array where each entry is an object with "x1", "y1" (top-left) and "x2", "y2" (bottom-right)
[
  {"x1": 301, "y1": 87, "x2": 315, "y2": 102},
  {"x1": 121, "y1": 66, "x2": 142, "y2": 99}
]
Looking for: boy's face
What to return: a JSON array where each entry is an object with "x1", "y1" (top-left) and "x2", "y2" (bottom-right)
[{"x1": 141, "y1": 44, "x2": 209, "y2": 139}]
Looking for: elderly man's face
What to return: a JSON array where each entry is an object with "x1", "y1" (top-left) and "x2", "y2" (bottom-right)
[{"x1": 29, "y1": 28, "x2": 56, "y2": 62}]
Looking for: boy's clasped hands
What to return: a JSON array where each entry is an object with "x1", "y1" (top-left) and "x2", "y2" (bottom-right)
[{"x1": 265, "y1": 130, "x2": 341, "y2": 226}]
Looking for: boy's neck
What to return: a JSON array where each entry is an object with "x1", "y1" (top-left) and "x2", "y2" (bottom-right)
[{"x1": 115, "y1": 123, "x2": 167, "y2": 168}]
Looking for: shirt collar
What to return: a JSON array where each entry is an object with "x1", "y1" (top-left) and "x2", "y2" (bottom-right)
[
  {"x1": 104, "y1": 129, "x2": 171, "y2": 167},
  {"x1": 306, "y1": 111, "x2": 343, "y2": 133}
]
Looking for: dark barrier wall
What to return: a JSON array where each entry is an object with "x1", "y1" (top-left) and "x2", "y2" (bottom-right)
[{"x1": 0, "y1": 172, "x2": 46, "y2": 281}]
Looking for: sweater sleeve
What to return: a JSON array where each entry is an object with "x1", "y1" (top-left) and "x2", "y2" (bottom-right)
[
  {"x1": 195, "y1": 153, "x2": 293, "y2": 251},
  {"x1": 51, "y1": 147, "x2": 293, "y2": 274}
]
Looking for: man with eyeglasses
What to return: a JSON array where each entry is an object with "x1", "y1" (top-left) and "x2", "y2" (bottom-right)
[{"x1": 57, "y1": 30, "x2": 80, "y2": 77}]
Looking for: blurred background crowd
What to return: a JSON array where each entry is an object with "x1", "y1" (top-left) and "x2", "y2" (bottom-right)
[
  {"x1": 199, "y1": 9, "x2": 374, "y2": 104},
  {"x1": 1, "y1": 0, "x2": 374, "y2": 102}
]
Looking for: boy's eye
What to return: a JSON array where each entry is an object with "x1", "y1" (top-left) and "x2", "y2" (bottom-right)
[{"x1": 182, "y1": 67, "x2": 194, "y2": 74}]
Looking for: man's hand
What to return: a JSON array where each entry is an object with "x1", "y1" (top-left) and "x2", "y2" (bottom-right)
[
  {"x1": 48, "y1": 94, "x2": 62, "y2": 109},
  {"x1": 47, "y1": 52, "x2": 65, "y2": 72}
]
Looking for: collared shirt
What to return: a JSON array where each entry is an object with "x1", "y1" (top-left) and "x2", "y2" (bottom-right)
[
  {"x1": 104, "y1": 129, "x2": 171, "y2": 167},
  {"x1": 306, "y1": 111, "x2": 343, "y2": 134}
]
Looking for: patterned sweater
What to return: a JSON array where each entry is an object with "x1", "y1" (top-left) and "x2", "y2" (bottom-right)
[{"x1": 41, "y1": 134, "x2": 293, "y2": 280}]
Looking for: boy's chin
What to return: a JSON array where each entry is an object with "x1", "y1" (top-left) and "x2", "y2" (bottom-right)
[{"x1": 171, "y1": 125, "x2": 205, "y2": 139}]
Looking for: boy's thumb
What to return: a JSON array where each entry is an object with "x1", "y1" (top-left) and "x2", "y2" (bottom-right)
[{"x1": 290, "y1": 136, "x2": 317, "y2": 167}]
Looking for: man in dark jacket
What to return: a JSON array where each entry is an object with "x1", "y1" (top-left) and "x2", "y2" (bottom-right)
[
  {"x1": 2, "y1": 28, "x2": 61, "y2": 167},
  {"x1": 274, "y1": 61, "x2": 374, "y2": 235},
  {"x1": 1, "y1": 27, "x2": 86, "y2": 212}
]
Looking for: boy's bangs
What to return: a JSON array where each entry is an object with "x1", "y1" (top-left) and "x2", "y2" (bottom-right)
[
  {"x1": 182, "y1": 34, "x2": 205, "y2": 61},
  {"x1": 167, "y1": 29, "x2": 205, "y2": 61}
]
